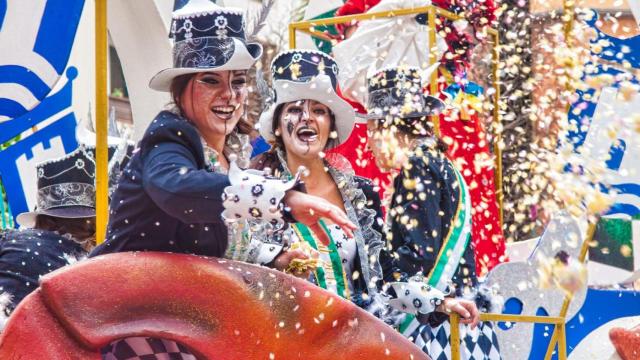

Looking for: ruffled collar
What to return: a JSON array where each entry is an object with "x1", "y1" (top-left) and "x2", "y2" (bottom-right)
[
  {"x1": 275, "y1": 148, "x2": 384, "y2": 289},
  {"x1": 410, "y1": 136, "x2": 438, "y2": 154},
  {"x1": 201, "y1": 131, "x2": 252, "y2": 174}
]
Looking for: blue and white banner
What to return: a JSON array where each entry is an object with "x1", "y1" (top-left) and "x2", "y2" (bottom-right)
[
  {"x1": 0, "y1": 0, "x2": 84, "y2": 120},
  {"x1": 0, "y1": 0, "x2": 87, "y2": 225},
  {"x1": 568, "y1": 12, "x2": 640, "y2": 219}
]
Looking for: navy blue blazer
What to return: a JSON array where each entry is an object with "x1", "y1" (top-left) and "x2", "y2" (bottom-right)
[
  {"x1": 387, "y1": 145, "x2": 479, "y2": 326},
  {"x1": 91, "y1": 111, "x2": 232, "y2": 258},
  {"x1": 0, "y1": 229, "x2": 85, "y2": 313},
  {"x1": 388, "y1": 145, "x2": 478, "y2": 291}
]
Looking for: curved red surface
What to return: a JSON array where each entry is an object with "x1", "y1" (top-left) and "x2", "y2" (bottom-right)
[{"x1": 0, "y1": 252, "x2": 429, "y2": 360}]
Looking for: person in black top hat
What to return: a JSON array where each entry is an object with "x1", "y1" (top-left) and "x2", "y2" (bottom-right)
[
  {"x1": 365, "y1": 66, "x2": 501, "y2": 359},
  {"x1": 91, "y1": 0, "x2": 356, "y2": 264},
  {"x1": 0, "y1": 146, "x2": 114, "y2": 329}
]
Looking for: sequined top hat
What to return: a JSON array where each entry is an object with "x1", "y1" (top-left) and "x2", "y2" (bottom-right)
[
  {"x1": 149, "y1": 0, "x2": 263, "y2": 91},
  {"x1": 258, "y1": 50, "x2": 355, "y2": 148},
  {"x1": 366, "y1": 66, "x2": 445, "y2": 122},
  {"x1": 16, "y1": 146, "x2": 114, "y2": 228}
]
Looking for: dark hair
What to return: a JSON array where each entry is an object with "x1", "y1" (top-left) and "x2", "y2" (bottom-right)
[
  {"x1": 35, "y1": 214, "x2": 96, "y2": 250},
  {"x1": 379, "y1": 116, "x2": 449, "y2": 153},
  {"x1": 251, "y1": 102, "x2": 337, "y2": 171},
  {"x1": 169, "y1": 73, "x2": 253, "y2": 136}
]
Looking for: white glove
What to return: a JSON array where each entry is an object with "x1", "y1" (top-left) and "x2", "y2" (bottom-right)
[
  {"x1": 222, "y1": 161, "x2": 299, "y2": 225},
  {"x1": 387, "y1": 277, "x2": 446, "y2": 315}
]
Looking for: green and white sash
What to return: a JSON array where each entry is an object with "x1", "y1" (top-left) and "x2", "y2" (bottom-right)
[
  {"x1": 399, "y1": 165, "x2": 473, "y2": 336},
  {"x1": 292, "y1": 220, "x2": 351, "y2": 300}
]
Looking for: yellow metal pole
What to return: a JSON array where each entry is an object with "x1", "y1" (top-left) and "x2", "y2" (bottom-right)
[
  {"x1": 297, "y1": 28, "x2": 334, "y2": 43},
  {"x1": 289, "y1": 23, "x2": 297, "y2": 49},
  {"x1": 450, "y1": 313, "x2": 461, "y2": 360},
  {"x1": 427, "y1": 6, "x2": 440, "y2": 137},
  {"x1": 545, "y1": 331, "x2": 560, "y2": 360},
  {"x1": 490, "y1": 30, "x2": 504, "y2": 229},
  {"x1": 557, "y1": 323, "x2": 567, "y2": 360},
  {"x1": 544, "y1": 221, "x2": 597, "y2": 359},
  {"x1": 95, "y1": 0, "x2": 109, "y2": 244},
  {"x1": 479, "y1": 313, "x2": 565, "y2": 324},
  {"x1": 563, "y1": 0, "x2": 575, "y2": 48},
  {"x1": 290, "y1": 6, "x2": 462, "y2": 29}
]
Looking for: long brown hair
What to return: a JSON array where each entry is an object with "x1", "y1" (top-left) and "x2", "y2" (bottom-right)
[{"x1": 169, "y1": 73, "x2": 253, "y2": 136}]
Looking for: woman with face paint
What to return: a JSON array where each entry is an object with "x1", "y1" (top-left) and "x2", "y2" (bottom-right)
[
  {"x1": 91, "y1": 2, "x2": 356, "y2": 268},
  {"x1": 249, "y1": 50, "x2": 388, "y2": 307},
  {"x1": 365, "y1": 66, "x2": 501, "y2": 360}
]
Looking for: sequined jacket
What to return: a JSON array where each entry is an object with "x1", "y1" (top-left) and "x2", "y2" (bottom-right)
[
  {"x1": 253, "y1": 155, "x2": 393, "y2": 308},
  {"x1": 91, "y1": 111, "x2": 233, "y2": 257},
  {"x1": 329, "y1": 167, "x2": 392, "y2": 307},
  {"x1": 0, "y1": 229, "x2": 85, "y2": 315},
  {"x1": 387, "y1": 143, "x2": 479, "y2": 324}
]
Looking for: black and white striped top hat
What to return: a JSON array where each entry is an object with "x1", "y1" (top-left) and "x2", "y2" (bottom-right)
[
  {"x1": 258, "y1": 50, "x2": 355, "y2": 148},
  {"x1": 149, "y1": 0, "x2": 263, "y2": 91},
  {"x1": 367, "y1": 66, "x2": 445, "y2": 120}
]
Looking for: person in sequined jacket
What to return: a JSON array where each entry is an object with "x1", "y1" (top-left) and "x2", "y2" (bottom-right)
[{"x1": 366, "y1": 66, "x2": 501, "y2": 360}]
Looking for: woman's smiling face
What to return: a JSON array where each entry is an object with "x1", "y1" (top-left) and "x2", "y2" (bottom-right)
[
  {"x1": 179, "y1": 70, "x2": 248, "y2": 138},
  {"x1": 277, "y1": 99, "x2": 334, "y2": 159}
]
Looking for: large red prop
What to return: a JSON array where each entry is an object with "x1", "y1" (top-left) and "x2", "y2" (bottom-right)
[
  {"x1": 609, "y1": 324, "x2": 640, "y2": 360},
  {"x1": 0, "y1": 252, "x2": 429, "y2": 360}
]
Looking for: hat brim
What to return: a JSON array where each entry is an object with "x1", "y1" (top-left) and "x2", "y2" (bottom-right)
[
  {"x1": 366, "y1": 95, "x2": 446, "y2": 120},
  {"x1": 16, "y1": 206, "x2": 96, "y2": 228},
  {"x1": 258, "y1": 75, "x2": 355, "y2": 148},
  {"x1": 149, "y1": 40, "x2": 263, "y2": 91}
]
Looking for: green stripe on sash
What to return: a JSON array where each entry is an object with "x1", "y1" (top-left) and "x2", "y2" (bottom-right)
[
  {"x1": 319, "y1": 221, "x2": 349, "y2": 299},
  {"x1": 399, "y1": 314, "x2": 417, "y2": 335},
  {"x1": 427, "y1": 166, "x2": 471, "y2": 290},
  {"x1": 292, "y1": 221, "x2": 349, "y2": 299},
  {"x1": 399, "y1": 163, "x2": 473, "y2": 337}
]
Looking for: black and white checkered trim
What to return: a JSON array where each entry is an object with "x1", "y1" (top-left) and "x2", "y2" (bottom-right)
[
  {"x1": 101, "y1": 337, "x2": 197, "y2": 360},
  {"x1": 409, "y1": 320, "x2": 501, "y2": 360}
]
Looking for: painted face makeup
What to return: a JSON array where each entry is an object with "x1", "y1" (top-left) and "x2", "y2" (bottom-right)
[{"x1": 278, "y1": 100, "x2": 332, "y2": 159}]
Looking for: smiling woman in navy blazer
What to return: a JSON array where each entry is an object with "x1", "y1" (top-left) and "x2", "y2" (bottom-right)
[{"x1": 91, "y1": 0, "x2": 356, "y2": 263}]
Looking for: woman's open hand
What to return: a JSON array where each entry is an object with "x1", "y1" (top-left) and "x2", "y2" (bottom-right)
[{"x1": 283, "y1": 191, "x2": 357, "y2": 242}]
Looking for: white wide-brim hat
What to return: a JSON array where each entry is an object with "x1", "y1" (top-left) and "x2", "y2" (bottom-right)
[
  {"x1": 148, "y1": 0, "x2": 263, "y2": 91},
  {"x1": 16, "y1": 206, "x2": 95, "y2": 229},
  {"x1": 258, "y1": 74, "x2": 355, "y2": 147}
]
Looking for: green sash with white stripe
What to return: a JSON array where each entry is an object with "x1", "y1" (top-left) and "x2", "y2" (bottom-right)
[
  {"x1": 399, "y1": 165, "x2": 472, "y2": 335},
  {"x1": 292, "y1": 220, "x2": 350, "y2": 300}
]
